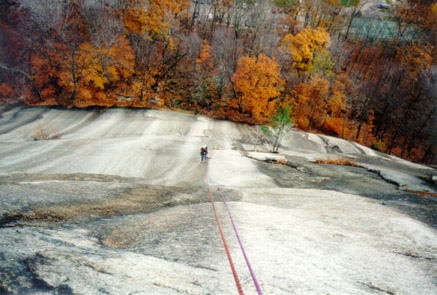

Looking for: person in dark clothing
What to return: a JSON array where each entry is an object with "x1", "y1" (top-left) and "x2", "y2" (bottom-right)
[{"x1": 200, "y1": 145, "x2": 208, "y2": 162}]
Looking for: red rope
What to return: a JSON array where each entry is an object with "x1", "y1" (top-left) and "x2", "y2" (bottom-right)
[
  {"x1": 218, "y1": 188, "x2": 263, "y2": 295},
  {"x1": 205, "y1": 161, "x2": 245, "y2": 295}
]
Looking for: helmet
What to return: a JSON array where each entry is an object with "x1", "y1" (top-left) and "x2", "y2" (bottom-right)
[{"x1": 202, "y1": 145, "x2": 206, "y2": 148}]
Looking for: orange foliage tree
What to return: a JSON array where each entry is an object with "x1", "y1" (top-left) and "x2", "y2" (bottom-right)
[
  {"x1": 231, "y1": 54, "x2": 284, "y2": 122},
  {"x1": 292, "y1": 74, "x2": 347, "y2": 136},
  {"x1": 323, "y1": 79, "x2": 346, "y2": 136},
  {"x1": 293, "y1": 77, "x2": 329, "y2": 129}
]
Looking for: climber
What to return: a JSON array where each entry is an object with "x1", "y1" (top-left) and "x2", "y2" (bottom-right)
[{"x1": 200, "y1": 145, "x2": 208, "y2": 162}]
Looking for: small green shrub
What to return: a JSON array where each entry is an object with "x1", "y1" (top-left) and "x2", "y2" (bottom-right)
[{"x1": 371, "y1": 140, "x2": 386, "y2": 151}]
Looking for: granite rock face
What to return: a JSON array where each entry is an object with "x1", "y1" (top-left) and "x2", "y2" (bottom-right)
[{"x1": 0, "y1": 106, "x2": 436, "y2": 295}]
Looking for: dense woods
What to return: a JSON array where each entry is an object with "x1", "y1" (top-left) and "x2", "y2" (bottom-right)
[{"x1": 0, "y1": 0, "x2": 436, "y2": 164}]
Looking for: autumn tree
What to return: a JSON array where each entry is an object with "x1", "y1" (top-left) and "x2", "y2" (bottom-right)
[
  {"x1": 280, "y1": 27, "x2": 330, "y2": 81},
  {"x1": 77, "y1": 37, "x2": 135, "y2": 103},
  {"x1": 293, "y1": 77, "x2": 329, "y2": 129},
  {"x1": 121, "y1": 0, "x2": 190, "y2": 105},
  {"x1": 122, "y1": 0, "x2": 188, "y2": 36},
  {"x1": 8, "y1": 0, "x2": 91, "y2": 106},
  {"x1": 64, "y1": 2, "x2": 135, "y2": 105},
  {"x1": 324, "y1": 78, "x2": 346, "y2": 135},
  {"x1": 231, "y1": 53, "x2": 283, "y2": 122}
]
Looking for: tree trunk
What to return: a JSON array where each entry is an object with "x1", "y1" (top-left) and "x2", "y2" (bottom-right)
[
  {"x1": 273, "y1": 127, "x2": 283, "y2": 153},
  {"x1": 356, "y1": 121, "x2": 362, "y2": 140},
  {"x1": 342, "y1": 112, "x2": 347, "y2": 138}
]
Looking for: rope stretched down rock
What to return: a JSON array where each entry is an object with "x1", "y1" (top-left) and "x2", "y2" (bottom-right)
[
  {"x1": 205, "y1": 161, "x2": 245, "y2": 295},
  {"x1": 205, "y1": 158, "x2": 263, "y2": 295},
  {"x1": 218, "y1": 187, "x2": 263, "y2": 295}
]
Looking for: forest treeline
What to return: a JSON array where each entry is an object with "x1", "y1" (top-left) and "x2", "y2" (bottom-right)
[{"x1": 0, "y1": 0, "x2": 436, "y2": 164}]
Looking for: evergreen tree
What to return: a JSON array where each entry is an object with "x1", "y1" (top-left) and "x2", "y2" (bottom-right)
[{"x1": 261, "y1": 104, "x2": 294, "y2": 153}]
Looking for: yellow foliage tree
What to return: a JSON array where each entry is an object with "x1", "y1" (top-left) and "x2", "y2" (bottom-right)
[
  {"x1": 281, "y1": 27, "x2": 330, "y2": 73},
  {"x1": 231, "y1": 54, "x2": 284, "y2": 122},
  {"x1": 122, "y1": 0, "x2": 189, "y2": 37},
  {"x1": 78, "y1": 36, "x2": 135, "y2": 102}
]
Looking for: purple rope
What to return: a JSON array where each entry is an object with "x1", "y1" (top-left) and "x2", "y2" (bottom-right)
[{"x1": 217, "y1": 188, "x2": 263, "y2": 295}]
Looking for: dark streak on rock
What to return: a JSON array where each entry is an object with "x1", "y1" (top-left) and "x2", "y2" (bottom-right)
[
  {"x1": 361, "y1": 282, "x2": 397, "y2": 295},
  {"x1": 395, "y1": 252, "x2": 435, "y2": 260},
  {"x1": 21, "y1": 254, "x2": 75, "y2": 295},
  {"x1": 362, "y1": 168, "x2": 400, "y2": 187},
  {"x1": 0, "y1": 212, "x2": 25, "y2": 228}
]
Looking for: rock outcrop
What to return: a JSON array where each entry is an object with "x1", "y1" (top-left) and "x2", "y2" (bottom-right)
[{"x1": 0, "y1": 106, "x2": 436, "y2": 294}]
